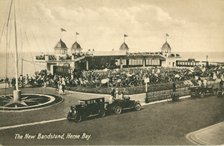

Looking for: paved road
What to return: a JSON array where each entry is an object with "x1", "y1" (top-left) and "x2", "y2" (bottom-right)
[{"x1": 0, "y1": 88, "x2": 224, "y2": 145}]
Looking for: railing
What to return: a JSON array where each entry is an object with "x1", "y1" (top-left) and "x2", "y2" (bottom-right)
[
  {"x1": 36, "y1": 55, "x2": 45, "y2": 60},
  {"x1": 48, "y1": 55, "x2": 56, "y2": 61},
  {"x1": 59, "y1": 55, "x2": 72, "y2": 61}
]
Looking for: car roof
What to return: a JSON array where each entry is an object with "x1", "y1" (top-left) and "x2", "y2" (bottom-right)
[{"x1": 79, "y1": 97, "x2": 105, "y2": 102}]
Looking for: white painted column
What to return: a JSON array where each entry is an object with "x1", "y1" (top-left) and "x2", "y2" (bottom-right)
[{"x1": 86, "y1": 60, "x2": 89, "y2": 70}]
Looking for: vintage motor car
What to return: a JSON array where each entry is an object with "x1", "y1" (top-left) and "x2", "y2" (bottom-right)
[
  {"x1": 189, "y1": 86, "x2": 214, "y2": 98},
  {"x1": 67, "y1": 97, "x2": 107, "y2": 122},
  {"x1": 106, "y1": 96, "x2": 141, "y2": 114}
]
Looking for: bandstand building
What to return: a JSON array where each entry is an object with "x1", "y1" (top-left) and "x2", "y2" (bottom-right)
[{"x1": 35, "y1": 36, "x2": 183, "y2": 76}]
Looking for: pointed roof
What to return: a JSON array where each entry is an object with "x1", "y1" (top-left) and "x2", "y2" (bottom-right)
[
  {"x1": 54, "y1": 39, "x2": 67, "y2": 50},
  {"x1": 71, "y1": 41, "x2": 82, "y2": 51},
  {"x1": 161, "y1": 41, "x2": 171, "y2": 51},
  {"x1": 119, "y1": 42, "x2": 129, "y2": 51}
]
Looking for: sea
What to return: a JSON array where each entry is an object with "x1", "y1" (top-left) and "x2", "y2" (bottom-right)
[{"x1": 0, "y1": 51, "x2": 223, "y2": 78}]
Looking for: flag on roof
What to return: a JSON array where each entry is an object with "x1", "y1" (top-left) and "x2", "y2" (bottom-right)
[
  {"x1": 76, "y1": 32, "x2": 79, "y2": 35},
  {"x1": 166, "y1": 33, "x2": 169, "y2": 37},
  {"x1": 124, "y1": 34, "x2": 128, "y2": 37}
]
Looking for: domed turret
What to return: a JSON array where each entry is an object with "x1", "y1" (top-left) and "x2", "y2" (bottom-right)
[
  {"x1": 54, "y1": 39, "x2": 68, "y2": 54},
  {"x1": 71, "y1": 41, "x2": 82, "y2": 54},
  {"x1": 119, "y1": 42, "x2": 129, "y2": 51},
  {"x1": 161, "y1": 41, "x2": 171, "y2": 54}
]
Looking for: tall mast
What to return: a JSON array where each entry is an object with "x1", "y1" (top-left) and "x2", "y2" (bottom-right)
[
  {"x1": 5, "y1": 0, "x2": 13, "y2": 94},
  {"x1": 13, "y1": 0, "x2": 19, "y2": 91}
]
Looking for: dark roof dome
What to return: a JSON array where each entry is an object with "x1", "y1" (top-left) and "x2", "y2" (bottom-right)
[
  {"x1": 71, "y1": 41, "x2": 82, "y2": 51},
  {"x1": 161, "y1": 41, "x2": 171, "y2": 51},
  {"x1": 119, "y1": 42, "x2": 129, "y2": 51},
  {"x1": 54, "y1": 39, "x2": 67, "y2": 49}
]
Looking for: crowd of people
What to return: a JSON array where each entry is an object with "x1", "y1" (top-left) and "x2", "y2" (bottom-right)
[{"x1": 1, "y1": 65, "x2": 224, "y2": 94}]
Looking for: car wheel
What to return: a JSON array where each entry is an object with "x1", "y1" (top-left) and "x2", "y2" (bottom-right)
[
  {"x1": 67, "y1": 114, "x2": 73, "y2": 121},
  {"x1": 74, "y1": 114, "x2": 82, "y2": 122},
  {"x1": 99, "y1": 109, "x2": 106, "y2": 118},
  {"x1": 114, "y1": 106, "x2": 122, "y2": 114},
  {"x1": 135, "y1": 103, "x2": 141, "y2": 111}
]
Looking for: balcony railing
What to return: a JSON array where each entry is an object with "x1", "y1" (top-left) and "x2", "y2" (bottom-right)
[
  {"x1": 59, "y1": 55, "x2": 72, "y2": 61},
  {"x1": 36, "y1": 55, "x2": 45, "y2": 60},
  {"x1": 48, "y1": 55, "x2": 56, "y2": 61}
]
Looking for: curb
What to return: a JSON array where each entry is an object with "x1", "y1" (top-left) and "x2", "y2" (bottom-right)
[
  {"x1": 141, "y1": 95, "x2": 191, "y2": 106},
  {"x1": 0, "y1": 118, "x2": 66, "y2": 131},
  {"x1": 47, "y1": 87, "x2": 109, "y2": 96},
  {"x1": 186, "y1": 122, "x2": 224, "y2": 145}
]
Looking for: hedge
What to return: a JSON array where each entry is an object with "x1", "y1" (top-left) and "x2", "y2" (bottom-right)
[{"x1": 67, "y1": 81, "x2": 191, "y2": 95}]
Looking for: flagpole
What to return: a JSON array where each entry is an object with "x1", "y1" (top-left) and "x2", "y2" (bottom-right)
[
  {"x1": 60, "y1": 28, "x2": 66, "y2": 39},
  {"x1": 123, "y1": 34, "x2": 128, "y2": 43},
  {"x1": 14, "y1": 0, "x2": 19, "y2": 91},
  {"x1": 75, "y1": 32, "x2": 79, "y2": 42},
  {"x1": 76, "y1": 33, "x2": 77, "y2": 42},
  {"x1": 165, "y1": 33, "x2": 169, "y2": 42},
  {"x1": 13, "y1": 0, "x2": 22, "y2": 102}
]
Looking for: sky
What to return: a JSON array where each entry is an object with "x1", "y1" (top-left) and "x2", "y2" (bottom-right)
[{"x1": 0, "y1": 0, "x2": 224, "y2": 53}]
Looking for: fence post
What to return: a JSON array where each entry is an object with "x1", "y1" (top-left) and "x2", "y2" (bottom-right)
[{"x1": 145, "y1": 82, "x2": 148, "y2": 92}]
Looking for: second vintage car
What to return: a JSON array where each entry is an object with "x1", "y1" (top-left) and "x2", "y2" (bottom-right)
[
  {"x1": 189, "y1": 86, "x2": 215, "y2": 98},
  {"x1": 106, "y1": 96, "x2": 141, "y2": 114}
]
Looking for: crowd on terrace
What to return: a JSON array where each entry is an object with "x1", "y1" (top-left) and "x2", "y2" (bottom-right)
[{"x1": 1, "y1": 65, "x2": 223, "y2": 92}]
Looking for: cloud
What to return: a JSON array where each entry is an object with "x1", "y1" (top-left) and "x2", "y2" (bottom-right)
[
  {"x1": 33, "y1": 2, "x2": 55, "y2": 20},
  {"x1": 8, "y1": 1, "x2": 223, "y2": 53},
  {"x1": 34, "y1": 2, "x2": 186, "y2": 31},
  {"x1": 24, "y1": 3, "x2": 191, "y2": 52}
]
